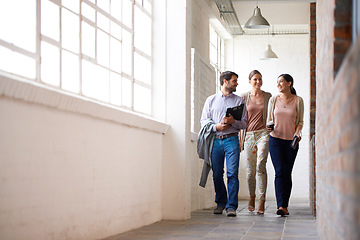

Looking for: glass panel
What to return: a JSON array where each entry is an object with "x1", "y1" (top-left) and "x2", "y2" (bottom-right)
[
  {"x1": 81, "y1": 21, "x2": 95, "y2": 58},
  {"x1": 110, "y1": 20, "x2": 122, "y2": 40},
  {"x1": 122, "y1": 30, "x2": 132, "y2": 75},
  {"x1": 41, "y1": 0, "x2": 60, "y2": 41},
  {"x1": 134, "y1": 53, "x2": 150, "y2": 84},
  {"x1": 210, "y1": 44, "x2": 216, "y2": 65},
  {"x1": 123, "y1": 0, "x2": 133, "y2": 28},
  {"x1": 110, "y1": 37, "x2": 121, "y2": 73},
  {"x1": 122, "y1": 77, "x2": 132, "y2": 108},
  {"x1": 135, "y1": 0, "x2": 143, "y2": 5},
  {"x1": 81, "y1": 2, "x2": 95, "y2": 22},
  {"x1": 144, "y1": 0, "x2": 152, "y2": 13},
  {"x1": 134, "y1": 6, "x2": 151, "y2": 55},
  {"x1": 62, "y1": 8, "x2": 79, "y2": 53},
  {"x1": 82, "y1": 60, "x2": 109, "y2": 102},
  {"x1": 0, "y1": 0, "x2": 36, "y2": 52},
  {"x1": 134, "y1": 83, "x2": 151, "y2": 114},
  {"x1": 97, "y1": 12, "x2": 109, "y2": 33},
  {"x1": 110, "y1": 72, "x2": 122, "y2": 106},
  {"x1": 210, "y1": 25, "x2": 217, "y2": 46},
  {"x1": 97, "y1": 30, "x2": 110, "y2": 67},
  {"x1": 41, "y1": 41, "x2": 60, "y2": 86},
  {"x1": 111, "y1": 0, "x2": 122, "y2": 21},
  {"x1": 97, "y1": 0, "x2": 110, "y2": 13},
  {"x1": 62, "y1": 50, "x2": 80, "y2": 93},
  {"x1": 62, "y1": 0, "x2": 79, "y2": 14},
  {"x1": 0, "y1": 45, "x2": 36, "y2": 79}
]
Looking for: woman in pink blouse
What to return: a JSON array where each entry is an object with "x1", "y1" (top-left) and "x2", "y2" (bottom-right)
[{"x1": 266, "y1": 74, "x2": 304, "y2": 216}]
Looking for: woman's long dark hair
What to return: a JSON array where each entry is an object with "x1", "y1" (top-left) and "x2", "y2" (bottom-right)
[{"x1": 279, "y1": 74, "x2": 297, "y2": 95}]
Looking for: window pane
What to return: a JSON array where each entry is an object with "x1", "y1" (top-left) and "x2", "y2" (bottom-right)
[
  {"x1": 134, "y1": 83, "x2": 151, "y2": 114},
  {"x1": 123, "y1": 0, "x2": 133, "y2": 28},
  {"x1": 41, "y1": 0, "x2": 60, "y2": 41},
  {"x1": 134, "y1": 6, "x2": 151, "y2": 55},
  {"x1": 62, "y1": 0, "x2": 79, "y2": 14},
  {"x1": 144, "y1": 0, "x2": 152, "y2": 13},
  {"x1": 97, "y1": 12, "x2": 109, "y2": 33},
  {"x1": 110, "y1": 72, "x2": 121, "y2": 106},
  {"x1": 0, "y1": 0, "x2": 36, "y2": 52},
  {"x1": 0, "y1": 45, "x2": 36, "y2": 79},
  {"x1": 111, "y1": 0, "x2": 122, "y2": 21},
  {"x1": 97, "y1": 30, "x2": 110, "y2": 67},
  {"x1": 81, "y1": 2, "x2": 95, "y2": 22},
  {"x1": 62, "y1": 50, "x2": 80, "y2": 93},
  {"x1": 97, "y1": 0, "x2": 110, "y2": 13},
  {"x1": 110, "y1": 21, "x2": 122, "y2": 40},
  {"x1": 210, "y1": 44, "x2": 216, "y2": 64},
  {"x1": 82, "y1": 21, "x2": 95, "y2": 58},
  {"x1": 122, "y1": 77, "x2": 132, "y2": 108},
  {"x1": 110, "y1": 37, "x2": 121, "y2": 73},
  {"x1": 134, "y1": 53, "x2": 150, "y2": 84},
  {"x1": 210, "y1": 26, "x2": 217, "y2": 46},
  {"x1": 62, "y1": 8, "x2": 79, "y2": 53},
  {"x1": 41, "y1": 41, "x2": 60, "y2": 86},
  {"x1": 122, "y1": 30, "x2": 132, "y2": 75},
  {"x1": 82, "y1": 60, "x2": 109, "y2": 102}
]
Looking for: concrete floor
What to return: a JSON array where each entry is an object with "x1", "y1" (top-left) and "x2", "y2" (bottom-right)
[{"x1": 102, "y1": 200, "x2": 320, "y2": 240}]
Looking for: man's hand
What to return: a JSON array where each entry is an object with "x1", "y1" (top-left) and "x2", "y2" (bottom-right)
[
  {"x1": 216, "y1": 122, "x2": 230, "y2": 131},
  {"x1": 223, "y1": 114, "x2": 235, "y2": 125}
]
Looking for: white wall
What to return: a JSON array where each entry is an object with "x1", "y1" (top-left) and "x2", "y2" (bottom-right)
[
  {"x1": 226, "y1": 33, "x2": 311, "y2": 201},
  {"x1": 0, "y1": 77, "x2": 166, "y2": 240}
]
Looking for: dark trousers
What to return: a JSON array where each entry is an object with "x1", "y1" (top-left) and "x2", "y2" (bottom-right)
[{"x1": 268, "y1": 135, "x2": 298, "y2": 209}]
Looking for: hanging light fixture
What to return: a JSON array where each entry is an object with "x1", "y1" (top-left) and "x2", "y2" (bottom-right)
[
  {"x1": 244, "y1": 5, "x2": 270, "y2": 29},
  {"x1": 260, "y1": 44, "x2": 278, "y2": 60}
]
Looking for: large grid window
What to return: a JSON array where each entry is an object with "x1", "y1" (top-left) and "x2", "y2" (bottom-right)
[
  {"x1": 209, "y1": 24, "x2": 225, "y2": 92},
  {"x1": 0, "y1": 0, "x2": 152, "y2": 115}
]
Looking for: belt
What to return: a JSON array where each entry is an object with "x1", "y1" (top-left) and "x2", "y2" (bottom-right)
[{"x1": 215, "y1": 132, "x2": 238, "y2": 139}]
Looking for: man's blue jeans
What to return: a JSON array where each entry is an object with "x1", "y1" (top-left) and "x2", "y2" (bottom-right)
[
  {"x1": 211, "y1": 135, "x2": 240, "y2": 211},
  {"x1": 268, "y1": 135, "x2": 299, "y2": 209}
]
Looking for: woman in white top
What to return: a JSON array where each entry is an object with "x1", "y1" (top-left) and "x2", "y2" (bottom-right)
[
  {"x1": 266, "y1": 74, "x2": 304, "y2": 216},
  {"x1": 240, "y1": 70, "x2": 272, "y2": 214}
]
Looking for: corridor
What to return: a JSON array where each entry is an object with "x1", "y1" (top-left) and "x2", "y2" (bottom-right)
[{"x1": 102, "y1": 200, "x2": 320, "y2": 240}]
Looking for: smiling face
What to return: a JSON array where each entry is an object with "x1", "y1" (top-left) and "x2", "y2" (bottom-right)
[
  {"x1": 277, "y1": 76, "x2": 291, "y2": 93},
  {"x1": 249, "y1": 73, "x2": 263, "y2": 90},
  {"x1": 224, "y1": 75, "x2": 238, "y2": 93}
]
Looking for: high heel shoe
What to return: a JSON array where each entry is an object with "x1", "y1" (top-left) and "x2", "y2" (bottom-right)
[
  {"x1": 248, "y1": 197, "x2": 255, "y2": 212},
  {"x1": 248, "y1": 205, "x2": 255, "y2": 212},
  {"x1": 257, "y1": 200, "x2": 265, "y2": 214},
  {"x1": 276, "y1": 207, "x2": 285, "y2": 216},
  {"x1": 283, "y1": 208, "x2": 290, "y2": 215}
]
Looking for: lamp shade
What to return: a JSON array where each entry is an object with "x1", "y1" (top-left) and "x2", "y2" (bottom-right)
[
  {"x1": 260, "y1": 44, "x2": 278, "y2": 60},
  {"x1": 244, "y1": 6, "x2": 270, "y2": 29}
]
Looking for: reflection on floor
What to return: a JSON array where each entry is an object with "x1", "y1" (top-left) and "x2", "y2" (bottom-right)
[{"x1": 102, "y1": 200, "x2": 320, "y2": 240}]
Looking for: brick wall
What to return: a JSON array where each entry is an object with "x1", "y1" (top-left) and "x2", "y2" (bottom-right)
[
  {"x1": 316, "y1": 0, "x2": 360, "y2": 239},
  {"x1": 309, "y1": 2, "x2": 316, "y2": 216}
]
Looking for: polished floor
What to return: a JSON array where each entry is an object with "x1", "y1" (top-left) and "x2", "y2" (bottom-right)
[{"x1": 102, "y1": 200, "x2": 320, "y2": 240}]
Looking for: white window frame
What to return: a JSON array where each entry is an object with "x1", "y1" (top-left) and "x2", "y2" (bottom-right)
[
  {"x1": 209, "y1": 24, "x2": 225, "y2": 92},
  {"x1": 0, "y1": 0, "x2": 153, "y2": 116}
]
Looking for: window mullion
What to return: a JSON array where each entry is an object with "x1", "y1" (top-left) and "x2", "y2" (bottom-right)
[
  {"x1": 131, "y1": 0, "x2": 135, "y2": 111},
  {"x1": 36, "y1": 0, "x2": 41, "y2": 82}
]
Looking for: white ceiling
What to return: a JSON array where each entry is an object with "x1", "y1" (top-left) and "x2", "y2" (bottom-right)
[{"x1": 208, "y1": 0, "x2": 313, "y2": 37}]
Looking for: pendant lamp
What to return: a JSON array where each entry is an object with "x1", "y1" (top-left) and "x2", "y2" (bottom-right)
[
  {"x1": 244, "y1": 6, "x2": 270, "y2": 29},
  {"x1": 260, "y1": 44, "x2": 278, "y2": 60}
]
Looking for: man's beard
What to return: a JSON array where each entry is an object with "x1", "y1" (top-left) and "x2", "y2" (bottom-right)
[{"x1": 225, "y1": 85, "x2": 236, "y2": 93}]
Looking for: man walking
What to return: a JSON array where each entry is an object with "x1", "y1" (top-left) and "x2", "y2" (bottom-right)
[{"x1": 200, "y1": 71, "x2": 247, "y2": 217}]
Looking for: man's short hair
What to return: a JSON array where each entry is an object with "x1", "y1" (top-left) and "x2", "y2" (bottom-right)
[{"x1": 220, "y1": 71, "x2": 238, "y2": 86}]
